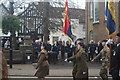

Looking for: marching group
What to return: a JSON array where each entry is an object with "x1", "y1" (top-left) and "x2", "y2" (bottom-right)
[{"x1": 33, "y1": 33, "x2": 120, "y2": 80}]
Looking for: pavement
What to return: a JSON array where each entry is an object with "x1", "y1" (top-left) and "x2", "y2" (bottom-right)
[{"x1": 8, "y1": 61, "x2": 110, "y2": 77}]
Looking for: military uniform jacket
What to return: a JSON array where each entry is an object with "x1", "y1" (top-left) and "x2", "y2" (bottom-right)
[
  {"x1": 110, "y1": 44, "x2": 120, "y2": 71},
  {"x1": 93, "y1": 45, "x2": 110, "y2": 68},
  {"x1": 67, "y1": 48, "x2": 88, "y2": 78},
  {"x1": 35, "y1": 49, "x2": 49, "y2": 78}
]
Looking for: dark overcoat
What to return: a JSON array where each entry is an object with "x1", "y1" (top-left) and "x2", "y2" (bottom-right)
[
  {"x1": 67, "y1": 48, "x2": 88, "y2": 79},
  {"x1": 35, "y1": 50, "x2": 49, "y2": 78}
]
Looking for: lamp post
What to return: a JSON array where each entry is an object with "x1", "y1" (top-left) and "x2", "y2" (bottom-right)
[
  {"x1": 9, "y1": 30, "x2": 13, "y2": 68},
  {"x1": 9, "y1": 0, "x2": 14, "y2": 68}
]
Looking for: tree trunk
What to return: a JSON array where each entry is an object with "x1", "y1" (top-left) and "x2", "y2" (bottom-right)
[
  {"x1": 43, "y1": 2, "x2": 50, "y2": 43},
  {"x1": 11, "y1": 32, "x2": 17, "y2": 50}
]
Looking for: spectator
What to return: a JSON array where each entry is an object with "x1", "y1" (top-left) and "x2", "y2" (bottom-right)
[
  {"x1": 51, "y1": 41, "x2": 59, "y2": 64},
  {"x1": 110, "y1": 33, "x2": 120, "y2": 80},
  {"x1": 4, "y1": 40, "x2": 10, "y2": 48},
  {"x1": 46, "y1": 41, "x2": 52, "y2": 63},
  {"x1": 87, "y1": 40, "x2": 97, "y2": 61},
  {"x1": 66, "y1": 41, "x2": 73, "y2": 58},
  {"x1": 58, "y1": 41, "x2": 65, "y2": 60}
]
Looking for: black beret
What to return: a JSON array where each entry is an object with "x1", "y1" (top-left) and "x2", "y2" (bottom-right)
[
  {"x1": 78, "y1": 43, "x2": 84, "y2": 47},
  {"x1": 77, "y1": 38, "x2": 83, "y2": 41},
  {"x1": 102, "y1": 40, "x2": 108, "y2": 42},
  {"x1": 116, "y1": 33, "x2": 120, "y2": 37}
]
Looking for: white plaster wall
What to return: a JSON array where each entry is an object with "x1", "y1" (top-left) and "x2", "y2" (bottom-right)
[{"x1": 49, "y1": 19, "x2": 85, "y2": 44}]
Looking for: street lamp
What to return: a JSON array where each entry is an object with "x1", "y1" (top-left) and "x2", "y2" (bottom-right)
[
  {"x1": 9, "y1": 30, "x2": 13, "y2": 68},
  {"x1": 9, "y1": 0, "x2": 14, "y2": 68}
]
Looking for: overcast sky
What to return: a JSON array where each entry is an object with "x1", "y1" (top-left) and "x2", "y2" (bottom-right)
[
  {"x1": 0, "y1": 0, "x2": 85, "y2": 9},
  {"x1": 0, "y1": 0, "x2": 85, "y2": 15}
]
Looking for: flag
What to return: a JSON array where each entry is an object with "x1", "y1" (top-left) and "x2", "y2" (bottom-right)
[
  {"x1": 62, "y1": 0, "x2": 73, "y2": 42},
  {"x1": 105, "y1": 0, "x2": 116, "y2": 37}
]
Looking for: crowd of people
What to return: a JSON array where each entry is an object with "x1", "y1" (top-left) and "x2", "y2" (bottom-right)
[
  {"x1": 32, "y1": 40, "x2": 75, "y2": 64},
  {"x1": 1, "y1": 33, "x2": 120, "y2": 80},
  {"x1": 34, "y1": 33, "x2": 120, "y2": 80},
  {"x1": 2, "y1": 38, "x2": 24, "y2": 49},
  {"x1": 32, "y1": 38, "x2": 107, "y2": 64}
]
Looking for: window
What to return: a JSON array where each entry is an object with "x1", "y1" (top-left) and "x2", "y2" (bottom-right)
[
  {"x1": 90, "y1": 0, "x2": 93, "y2": 18},
  {"x1": 53, "y1": 36, "x2": 58, "y2": 44},
  {"x1": 105, "y1": 0, "x2": 107, "y2": 10},
  {"x1": 82, "y1": 24, "x2": 86, "y2": 31},
  {"x1": 90, "y1": 31, "x2": 93, "y2": 40},
  {"x1": 94, "y1": 0, "x2": 99, "y2": 22},
  {"x1": 105, "y1": 0, "x2": 107, "y2": 20}
]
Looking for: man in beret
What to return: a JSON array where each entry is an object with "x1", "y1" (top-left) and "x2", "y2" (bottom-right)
[
  {"x1": 65, "y1": 43, "x2": 88, "y2": 80},
  {"x1": 110, "y1": 33, "x2": 120, "y2": 80},
  {"x1": 92, "y1": 40, "x2": 110, "y2": 80}
]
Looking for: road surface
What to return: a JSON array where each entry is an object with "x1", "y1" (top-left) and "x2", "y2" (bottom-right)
[{"x1": 8, "y1": 76, "x2": 112, "y2": 80}]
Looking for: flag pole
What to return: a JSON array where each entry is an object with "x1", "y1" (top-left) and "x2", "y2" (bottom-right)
[
  {"x1": 62, "y1": 0, "x2": 74, "y2": 42},
  {"x1": 105, "y1": 0, "x2": 116, "y2": 73},
  {"x1": 109, "y1": 36, "x2": 112, "y2": 73}
]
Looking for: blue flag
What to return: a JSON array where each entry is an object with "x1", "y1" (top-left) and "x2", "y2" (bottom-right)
[{"x1": 105, "y1": 1, "x2": 116, "y2": 36}]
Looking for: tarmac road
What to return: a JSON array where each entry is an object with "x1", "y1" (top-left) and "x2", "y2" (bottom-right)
[
  {"x1": 8, "y1": 76, "x2": 112, "y2": 80},
  {"x1": 8, "y1": 62, "x2": 113, "y2": 80}
]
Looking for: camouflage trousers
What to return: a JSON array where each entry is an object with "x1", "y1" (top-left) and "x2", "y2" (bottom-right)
[{"x1": 100, "y1": 68, "x2": 108, "y2": 80}]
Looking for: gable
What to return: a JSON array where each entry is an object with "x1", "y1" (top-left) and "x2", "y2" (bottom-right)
[{"x1": 18, "y1": 3, "x2": 41, "y2": 17}]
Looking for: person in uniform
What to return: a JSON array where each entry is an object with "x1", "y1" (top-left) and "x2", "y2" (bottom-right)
[
  {"x1": 65, "y1": 43, "x2": 88, "y2": 80},
  {"x1": 110, "y1": 33, "x2": 120, "y2": 80},
  {"x1": 91, "y1": 40, "x2": 110, "y2": 80},
  {"x1": 51, "y1": 41, "x2": 59, "y2": 64},
  {"x1": 35, "y1": 43, "x2": 49, "y2": 80}
]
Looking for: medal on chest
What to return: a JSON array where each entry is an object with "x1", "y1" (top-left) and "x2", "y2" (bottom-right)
[{"x1": 113, "y1": 51, "x2": 116, "y2": 56}]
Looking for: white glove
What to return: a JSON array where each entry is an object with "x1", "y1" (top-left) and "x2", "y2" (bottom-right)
[
  {"x1": 106, "y1": 39, "x2": 113, "y2": 44},
  {"x1": 64, "y1": 59, "x2": 68, "y2": 62},
  {"x1": 69, "y1": 61, "x2": 72, "y2": 63},
  {"x1": 83, "y1": 72, "x2": 86, "y2": 74}
]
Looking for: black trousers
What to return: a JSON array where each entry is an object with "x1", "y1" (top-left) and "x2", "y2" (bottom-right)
[
  {"x1": 74, "y1": 78, "x2": 88, "y2": 80},
  {"x1": 111, "y1": 69, "x2": 120, "y2": 80},
  {"x1": 61, "y1": 51, "x2": 65, "y2": 59},
  {"x1": 88, "y1": 53, "x2": 94, "y2": 61}
]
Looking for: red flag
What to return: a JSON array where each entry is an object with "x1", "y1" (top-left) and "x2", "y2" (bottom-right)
[{"x1": 62, "y1": 0, "x2": 73, "y2": 42}]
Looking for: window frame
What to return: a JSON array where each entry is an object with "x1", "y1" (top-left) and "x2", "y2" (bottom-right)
[
  {"x1": 93, "y1": 0, "x2": 99, "y2": 22},
  {"x1": 105, "y1": 0, "x2": 107, "y2": 21},
  {"x1": 90, "y1": 0, "x2": 93, "y2": 19}
]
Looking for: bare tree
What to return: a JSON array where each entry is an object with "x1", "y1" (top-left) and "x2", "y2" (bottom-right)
[{"x1": 1, "y1": 0, "x2": 83, "y2": 42}]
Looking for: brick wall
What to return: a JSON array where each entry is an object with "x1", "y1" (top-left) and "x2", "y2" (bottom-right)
[{"x1": 85, "y1": 1, "x2": 119, "y2": 44}]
